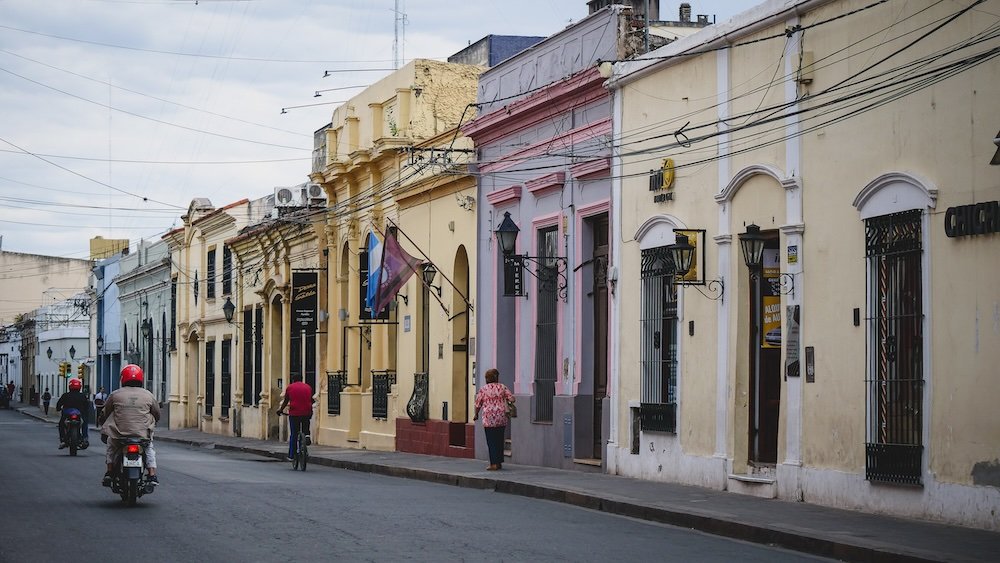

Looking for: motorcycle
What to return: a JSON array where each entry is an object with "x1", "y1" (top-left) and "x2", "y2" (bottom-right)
[
  {"x1": 62, "y1": 408, "x2": 89, "y2": 456},
  {"x1": 106, "y1": 437, "x2": 154, "y2": 506}
]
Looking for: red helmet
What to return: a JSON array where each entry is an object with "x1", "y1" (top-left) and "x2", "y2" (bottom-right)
[
  {"x1": 68, "y1": 378, "x2": 82, "y2": 391},
  {"x1": 120, "y1": 364, "x2": 144, "y2": 385}
]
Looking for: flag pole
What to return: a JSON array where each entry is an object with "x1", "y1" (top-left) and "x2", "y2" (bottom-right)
[
  {"x1": 372, "y1": 222, "x2": 450, "y2": 316},
  {"x1": 385, "y1": 218, "x2": 473, "y2": 311}
]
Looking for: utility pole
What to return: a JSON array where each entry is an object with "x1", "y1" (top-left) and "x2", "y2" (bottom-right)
[{"x1": 393, "y1": 0, "x2": 407, "y2": 69}]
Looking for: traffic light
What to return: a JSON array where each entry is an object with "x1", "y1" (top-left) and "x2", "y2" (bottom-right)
[
  {"x1": 77, "y1": 364, "x2": 85, "y2": 378},
  {"x1": 58, "y1": 362, "x2": 67, "y2": 377}
]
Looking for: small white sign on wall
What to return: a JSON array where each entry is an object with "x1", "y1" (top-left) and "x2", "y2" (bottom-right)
[{"x1": 403, "y1": 315, "x2": 411, "y2": 332}]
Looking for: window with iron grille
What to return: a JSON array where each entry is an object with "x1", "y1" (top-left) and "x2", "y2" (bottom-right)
[
  {"x1": 170, "y1": 278, "x2": 177, "y2": 350},
  {"x1": 221, "y1": 338, "x2": 232, "y2": 417},
  {"x1": 327, "y1": 371, "x2": 347, "y2": 415},
  {"x1": 639, "y1": 246, "x2": 678, "y2": 433},
  {"x1": 372, "y1": 370, "x2": 396, "y2": 419},
  {"x1": 206, "y1": 249, "x2": 216, "y2": 300},
  {"x1": 242, "y1": 308, "x2": 252, "y2": 406},
  {"x1": 865, "y1": 209, "x2": 924, "y2": 485},
  {"x1": 534, "y1": 226, "x2": 559, "y2": 423},
  {"x1": 253, "y1": 306, "x2": 263, "y2": 406},
  {"x1": 205, "y1": 340, "x2": 215, "y2": 416},
  {"x1": 222, "y1": 246, "x2": 232, "y2": 295}
]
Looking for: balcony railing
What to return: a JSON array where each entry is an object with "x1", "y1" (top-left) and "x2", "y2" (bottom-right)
[
  {"x1": 406, "y1": 372, "x2": 428, "y2": 423},
  {"x1": 327, "y1": 370, "x2": 348, "y2": 415},
  {"x1": 371, "y1": 370, "x2": 396, "y2": 420}
]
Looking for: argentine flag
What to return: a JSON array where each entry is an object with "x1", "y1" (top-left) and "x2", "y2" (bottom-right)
[{"x1": 365, "y1": 232, "x2": 383, "y2": 312}]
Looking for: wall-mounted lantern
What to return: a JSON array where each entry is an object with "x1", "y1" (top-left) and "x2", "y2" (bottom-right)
[
  {"x1": 421, "y1": 263, "x2": 442, "y2": 297},
  {"x1": 222, "y1": 296, "x2": 236, "y2": 324},
  {"x1": 46, "y1": 347, "x2": 53, "y2": 360},
  {"x1": 69, "y1": 345, "x2": 76, "y2": 359},
  {"x1": 738, "y1": 223, "x2": 794, "y2": 296},
  {"x1": 494, "y1": 211, "x2": 568, "y2": 301},
  {"x1": 667, "y1": 232, "x2": 724, "y2": 302}
]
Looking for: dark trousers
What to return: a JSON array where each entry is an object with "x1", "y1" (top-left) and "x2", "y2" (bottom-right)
[
  {"x1": 58, "y1": 413, "x2": 90, "y2": 442},
  {"x1": 287, "y1": 415, "x2": 311, "y2": 458},
  {"x1": 484, "y1": 425, "x2": 506, "y2": 466}
]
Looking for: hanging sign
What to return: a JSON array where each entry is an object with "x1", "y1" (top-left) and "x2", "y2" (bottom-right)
[{"x1": 292, "y1": 272, "x2": 318, "y2": 332}]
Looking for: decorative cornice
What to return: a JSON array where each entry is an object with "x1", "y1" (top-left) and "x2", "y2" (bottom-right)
[
  {"x1": 780, "y1": 223, "x2": 806, "y2": 236},
  {"x1": 713, "y1": 234, "x2": 733, "y2": 245},
  {"x1": 570, "y1": 158, "x2": 610, "y2": 179},
  {"x1": 525, "y1": 172, "x2": 565, "y2": 198},
  {"x1": 486, "y1": 185, "x2": 523, "y2": 207},
  {"x1": 462, "y1": 68, "x2": 606, "y2": 145}
]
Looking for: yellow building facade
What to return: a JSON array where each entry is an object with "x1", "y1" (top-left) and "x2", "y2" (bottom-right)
[
  {"x1": 607, "y1": 0, "x2": 1000, "y2": 530},
  {"x1": 309, "y1": 59, "x2": 481, "y2": 454}
]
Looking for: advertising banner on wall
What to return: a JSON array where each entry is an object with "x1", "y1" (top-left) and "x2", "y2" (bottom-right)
[
  {"x1": 761, "y1": 249, "x2": 781, "y2": 349},
  {"x1": 292, "y1": 272, "x2": 318, "y2": 332}
]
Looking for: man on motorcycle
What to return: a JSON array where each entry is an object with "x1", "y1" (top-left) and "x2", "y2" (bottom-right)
[
  {"x1": 98, "y1": 364, "x2": 160, "y2": 487},
  {"x1": 56, "y1": 378, "x2": 90, "y2": 448}
]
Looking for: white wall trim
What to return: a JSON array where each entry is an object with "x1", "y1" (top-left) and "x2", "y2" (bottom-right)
[{"x1": 634, "y1": 214, "x2": 687, "y2": 250}]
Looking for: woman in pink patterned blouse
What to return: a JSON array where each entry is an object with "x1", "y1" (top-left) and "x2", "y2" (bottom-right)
[{"x1": 474, "y1": 368, "x2": 514, "y2": 470}]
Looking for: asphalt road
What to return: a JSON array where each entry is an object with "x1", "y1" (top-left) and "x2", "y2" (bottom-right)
[{"x1": 0, "y1": 409, "x2": 834, "y2": 562}]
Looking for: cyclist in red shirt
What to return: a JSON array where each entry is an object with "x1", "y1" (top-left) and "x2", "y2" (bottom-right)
[{"x1": 276, "y1": 374, "x2": 314, "y2": 460}]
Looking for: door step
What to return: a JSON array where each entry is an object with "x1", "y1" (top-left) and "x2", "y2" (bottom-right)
[
  {"x1": 572, "y1": 457, "x2": 602, "y2": 467},
  {"x1": 727, "y1": 473, "x2": 777, "y2": 498}
]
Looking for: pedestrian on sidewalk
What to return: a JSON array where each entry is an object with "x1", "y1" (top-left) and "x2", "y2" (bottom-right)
[
  {"x1": 473, "y1": 368, "x2": 514, "y2": 471},
  {"x1": 41, "y1": 388, "x2": 52, "y2": 415}
]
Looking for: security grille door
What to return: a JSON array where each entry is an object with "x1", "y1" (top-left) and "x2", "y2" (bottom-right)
[
  {"x1": 639, "y1": 246, "x2": 678, "y2": 433},
  {"x1": 865, "y1": 210, "x2": 924, "y2": 485},
  {"x1": 534, "y1": 227, "x2": 559, "y2": 422}
]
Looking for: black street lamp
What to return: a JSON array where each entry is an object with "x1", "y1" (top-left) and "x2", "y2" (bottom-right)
[
  {"x1": 667, "y1": 231, "x2": 724, "y2": 302},
  {"x1": 738, "y1": 223, "x2": 766, "y2": 273},
  {"x1": 738, "y1": 224, "x2": 794, "y2": 297},
  {"x1": 69, "y1": 345, "x2": 76, "y2": 359},
  {"x1": 668, "y1": 233, "x2": 695, "y2": 278},
  {"x1": 46, "y1": 347, "x2": 52, "y2": 360},
  {"x1": 140, "y1": 318, "x2": 152, "y2": 340},
  {"x1": 222, "y1": 296, "x2": 236, "y2": 323},
  {"x1": 493, "y1": 211, "x2": 568, "y2": 300},
  {"x1": 96, "y1": 336, "x2": 104, "y2": 351},
  {"x1": 494, "y1": 212, "x2": 520, "y2": 257},
  {"x1": 421, "y1": 263, "x2": 442, "y2": 297}
]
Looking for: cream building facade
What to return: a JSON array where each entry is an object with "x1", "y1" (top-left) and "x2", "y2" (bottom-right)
[
  {"x1": 165, "y1": 197, "x2": 273, "y2": 433},
  {"x1": 309, "y1": 59, "x2": 481, "y2": 454},
  {"x1": 607, "y1": 0, "x2": 1000, "y2": 530}
]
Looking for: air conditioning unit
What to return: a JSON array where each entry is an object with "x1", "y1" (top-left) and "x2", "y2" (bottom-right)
[
  {"x1": 305, "y1": 182, "x2": 326, "y2": 206},
  {"x1": 274, "y1": 186, "x2": 302, "y2": 207}
]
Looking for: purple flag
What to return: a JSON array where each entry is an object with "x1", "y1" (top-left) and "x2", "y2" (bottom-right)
[{"x1": 373, "y1": 232, "x2": 424, "y2": 315}]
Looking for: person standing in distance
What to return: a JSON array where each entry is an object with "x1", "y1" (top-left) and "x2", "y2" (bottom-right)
[
  {"x1": 473, "y1": 368, "x2": 515, "y2": 471},
  {"x1": 276, "y1": 374, "x2": 314, "y2": 460}
]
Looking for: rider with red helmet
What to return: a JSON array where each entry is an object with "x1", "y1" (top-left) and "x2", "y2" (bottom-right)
[
  {"x1": 98, "y1": 364, "x2": 161, "y2": 486},
  {"x1": 56, "y1": 377, "x2": 91, "y2": 448}
]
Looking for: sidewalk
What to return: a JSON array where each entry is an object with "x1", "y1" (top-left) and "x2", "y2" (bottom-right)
[{"x1": 17, "y1": 406, "x2": 998, "y2": 562}]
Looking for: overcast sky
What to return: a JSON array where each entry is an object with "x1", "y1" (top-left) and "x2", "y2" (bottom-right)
[{"x1": 0, "y1": 0, "x2": 759, "y2": 259}]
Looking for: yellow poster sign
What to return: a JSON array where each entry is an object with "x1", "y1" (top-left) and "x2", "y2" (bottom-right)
[{"x1": 761, "y1": 249, "x2": 781, "y2": 349}]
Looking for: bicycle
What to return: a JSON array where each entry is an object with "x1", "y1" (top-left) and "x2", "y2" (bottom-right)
[{"x1": 277, "y1": 410, "x2": 308, "y2": 471}]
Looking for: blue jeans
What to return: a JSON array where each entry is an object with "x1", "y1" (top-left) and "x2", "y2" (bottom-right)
[{"x1": 287, "y1": 415, "x2": 311, "y2": 458}]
